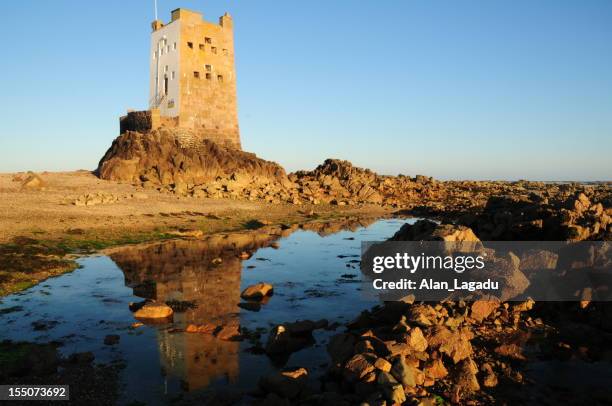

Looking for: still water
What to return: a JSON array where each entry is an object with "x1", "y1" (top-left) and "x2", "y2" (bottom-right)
[{"x1": 0, "y1": 218, "x2": 413, "y2": 404}]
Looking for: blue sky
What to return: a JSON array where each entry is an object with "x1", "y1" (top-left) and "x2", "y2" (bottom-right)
[{"x1": 0, "y1": 0, "x2": 610, "y2": 180}]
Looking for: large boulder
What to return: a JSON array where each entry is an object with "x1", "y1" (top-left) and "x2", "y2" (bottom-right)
[{"x1": 96, "y1": 129, "x2": 289, "y2": 187}]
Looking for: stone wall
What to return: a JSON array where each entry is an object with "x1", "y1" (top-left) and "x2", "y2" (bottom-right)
[
  {"x1": 176, "y1": 10, "x2": 240, "y2": 149},
  {"x1": 119, "y1": 110, "x2": 158, "y2": 134},
  {"x1": 149, "y1": 8, "x2": 241, "y2": 150}
]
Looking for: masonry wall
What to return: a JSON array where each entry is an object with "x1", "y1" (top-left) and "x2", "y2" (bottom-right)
[
  {"x1": 177, "y1": 10, "x2": 240, "y2": 149},
  {"x1": 150, "y1": 9, "x2": 241, "y2": 150}
]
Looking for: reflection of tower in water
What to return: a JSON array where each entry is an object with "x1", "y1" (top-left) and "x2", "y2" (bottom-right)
[{"x1": 110, "y1": 231, "x2": 279, "y2": 391}]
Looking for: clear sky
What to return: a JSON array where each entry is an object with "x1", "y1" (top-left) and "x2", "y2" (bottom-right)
[{"x1": 0, "y1": 0, "x2": 610, "y2": 180}]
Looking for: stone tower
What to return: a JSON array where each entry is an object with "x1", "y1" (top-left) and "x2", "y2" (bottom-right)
[{"x1": 149, "y1": 8, "x2": 240, "y2": 149}]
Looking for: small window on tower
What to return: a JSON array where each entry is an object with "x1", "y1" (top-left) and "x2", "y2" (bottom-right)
[
  {"x1": 164, "y1": 65, "x2": 168, "y2": 72},
  {"x1": 222, "y1": 48, "x2": 228, "y2": 56},
  {"x1": 211, "y1": 47, "x2": 217, "y2": 54},
  {"x1": 187, "y1": 42, "x2": 193, "y2": 49},
  {"x1": 205, "y1": 37, "x2": 212, "y2": 44},
  {"x1": 173, "y1": 42, "x2": 177, "y2": 50},
  {"x1": 171, "y1": 71, "x2": 175, "y2": 80},
  {"x1": 217, "y1": 75, "x2": 223, "y2": 83},
  {"x1": 194, "y1": 71, "x2": 200, "y2": 78},
  {"x1": 199, "y1": 44, "x2": 204, "y2": 50},
  {"x1": 205, "y1": 65, "x2": 212, "y2": 72},
  {"x1": 205, "y1": 73, "x2": 212, "y2": 80}
]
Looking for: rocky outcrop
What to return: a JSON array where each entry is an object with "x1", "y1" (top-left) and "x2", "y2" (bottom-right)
[
  {"x1": 97, "y1": 133, "x2": 611, "y2": 219},
  {"x1": 459, "y1": 190, "x2": 611, "y2": 241},
  {"x1": 97, "y1": 129, "x2": 289, "y2": 189}
]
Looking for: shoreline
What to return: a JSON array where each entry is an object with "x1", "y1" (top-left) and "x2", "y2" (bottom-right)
[{"x1": 0, "y1": 199, "x2": 391, "y2": 297}]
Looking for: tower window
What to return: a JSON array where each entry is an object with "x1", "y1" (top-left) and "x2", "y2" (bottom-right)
[
  {"x1": 223, "y1": 48, "x2": 228, "y2": 55},
  {"x1": 205, "y1": 65, "x2": 212, "y2": 72},
  {"x1": 217, "y1": 75, "x2": 223, "y2": 83},
  {"x1": 199, "y1": 44, "x2": 204, "y2": 50},
  {"x1": 171, "y1": 71, "x2": 175, "y2": 80},
  {"x1": 205, "y1": 37, "x2": 212, "y2": 44},
  {"x1": 164, "y1": 65, "x2": 168, "y2": 72},
  {"x1": 194, "y1": 71, "x2": 200, "y2": 78},
  {"x1": 211, "y1": 47, "x2": 217, "y2": 54},
  {"x1": 173, "y1": 42, "x2": 177, "y2": 50},
  {"x1": 205, "y1": 73, "x2": 212, "y2": 80},
  {"x1": 187, "y1": 42, "x2": 193, "y2": 49}
]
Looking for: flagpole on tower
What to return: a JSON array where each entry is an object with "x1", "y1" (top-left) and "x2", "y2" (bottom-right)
[{"x1": 154, "y1": 0, "x2": 158, "y2": 20}]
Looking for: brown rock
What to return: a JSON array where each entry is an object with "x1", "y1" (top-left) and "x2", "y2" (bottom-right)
[
  {"x1": 407, "y1": 326, "x2": 429, "y2": 352},
  {"x1": 481, "y1": 363, "x2": 498, "y2": 387},
  {"x1": 423, "y1": 358, "x2": 448, "y2": 380},
  {"x1": 374, "y1": 357, "x2": 392, "y2": 373},
  {"x1": 343, "y1": 353, "x2": 377, "y2": 382},
  {"x1": 97, "y1": 129, "x2": 289, "y2": 188},
  {"x1": 133, "y1": 303, "x2": 173, "y2": 320},
  {"x1": 453, "y1": 358, "x2": 480, "y2": 395},
  {"x1": 21, "y1": 173, "x2": 46, "y2": 190},
  {"x1": 241, "y1": 282, "x2": 273, "y2": 300},
  {"x1": 470, "y1": 299, "x2": 500, "y2": 322}
]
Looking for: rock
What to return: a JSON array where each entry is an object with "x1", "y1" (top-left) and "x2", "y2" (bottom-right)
[
  {"x1": 259, "y1": 368, "x2": 308, "y2": 399},
  {"x1": 265, "y1": 325, "x2": 313, "y2": 355},
  {"x1": 391, "y1": 220, "x2": 480, "y2": 244},
  {"x1": 520, "y1": 249, "x2": 558, "y2": 271},
  {"x1": 343, "y1": 353, "x2": 377, "y2": 382},
  {"x1": 103, "y1": 334, "x2": 120, "y2": 345},
  {"x1": 470, "y1": 299, "x2": 500, "y2": 322},
  {"x1": 133, "y1": 302, "x2": 173, "y2": 320},
  {"x1": 513, "y1": 298, "x2": 535, "y2": 313},
  {"x1": 423, "y1": 358, "x2": 448, "y2": 380},
  {"x1": 390, "y1": 355, "x2": 417, "y2": 387},
  {"x1": 328, "y1": 333, "x2": 357, "y2": 364},
  {"x1": 377, "y1": 371, "x2": 406, "y2": 404},
  {"x1": 481, "y1": 363, "x2": 498, "y2": 387},
  {"x1": 407, "y1": 326, "x2": 428, "y2": 352},
  {"x1": 426, "y1": 326, "x2": 473, "y2": 364},
  {"x1": 374, "y1": 358, "x2": 392, "y2": 373},
  {"x1": 482, "y1": 253, "x2": 530, "y2": 301},
  {"x1": 21, "y1": 173, "x2": 46, "y2": 190},
  {"x1": 241, "y1": 283, "x2": 273, "y2": 300},
  {"x1": 494, "y1": 343, "x2": 526, "y2": 360},
  {"x1": 97, "y1": 129, "x2": 289, "y2": 189},
  {"x1": 453, "y1": 358, "x2": 480, "y2": 395}
]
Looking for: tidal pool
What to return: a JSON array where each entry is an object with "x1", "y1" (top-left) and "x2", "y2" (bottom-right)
[{"x1": 0, "y1": 218, "x2": 413, "y2": 404}]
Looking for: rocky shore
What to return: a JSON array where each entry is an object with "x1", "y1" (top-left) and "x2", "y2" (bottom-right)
[
  {"x1": 97, "y1": 131, "x2": 611, "y2": 236},
  {"x1": 1, "y1": 134, "x2": 610, "y2": 405}
]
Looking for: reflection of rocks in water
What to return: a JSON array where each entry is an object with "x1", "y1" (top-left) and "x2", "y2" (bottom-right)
[
  {"x1": 107, "y1": 217, "x2": 379, "y2": 392},
  {"x1": 296, "y1": 217, "x2": 379, "y2": 236},
  {"x1": 110, "y1": 231, "x2": 280, "y2": 391}
]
